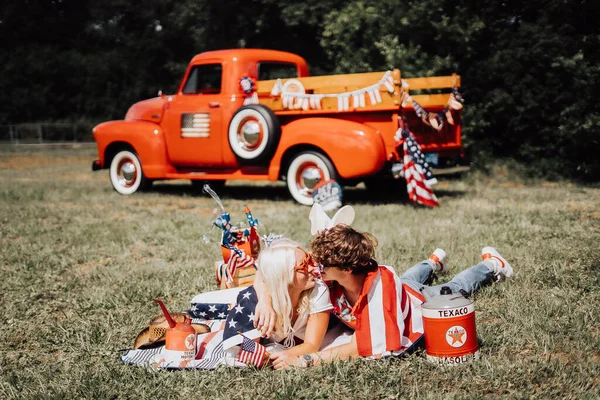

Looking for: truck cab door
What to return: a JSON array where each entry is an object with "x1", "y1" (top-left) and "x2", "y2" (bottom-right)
[{"x1": 162, "y1": 62, "x2": 225, "y2": 168}]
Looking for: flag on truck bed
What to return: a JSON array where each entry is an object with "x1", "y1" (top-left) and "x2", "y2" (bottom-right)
[{"x1": 400, "y1": 128, "x2": 439, "y2": 207}]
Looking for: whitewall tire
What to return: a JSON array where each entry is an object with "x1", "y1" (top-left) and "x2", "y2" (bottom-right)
[
  {"x1": 228, "y1": 105, "x2": 280, "y2": 163},
  {"x1": 286, "y1": 151, "x2": 337, "y2": 206},
  {"x1": 109, "y1": 150, "x2": 149, "y2": 195}
]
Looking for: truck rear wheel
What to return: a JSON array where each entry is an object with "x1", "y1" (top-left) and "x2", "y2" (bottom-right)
[
  {"x1": 109, "y1": 150, "x2": 150, "y2": 195},
  {"x1": 286, "y1": 151, "x2": 338, "y2": 206},
  {"x1": 228, "y1": 105, "x2": 281, "y2": 163}
]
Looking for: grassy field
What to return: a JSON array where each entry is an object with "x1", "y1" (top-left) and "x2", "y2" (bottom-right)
[{"x1": 1, "y1": 143, "x2": 599, "y2": 399}]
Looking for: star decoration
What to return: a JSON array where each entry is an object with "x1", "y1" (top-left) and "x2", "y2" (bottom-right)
[
  {"x1": 208, "y1": 305, "x2": 217, "y2": 313},
  {"x1": 186, "y1": 336, "x2": 195, "y2": 348},
  {"x1": 247, "y1": 312, "x2": 255, "y2": 322},
  {"x1": 228, "y1": 319, "x2": 238, "y2": 329},
  {"x1": 235, "y1": 304, "x2": 245, "y2": 314},
  {"x1": 448, "y1": 327, "x2": 465, "y2": 345}
]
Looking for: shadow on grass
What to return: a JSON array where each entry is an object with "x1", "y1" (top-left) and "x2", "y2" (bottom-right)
[{"x1": 151, "y1": 181, "x2": 467, "y2": 205}]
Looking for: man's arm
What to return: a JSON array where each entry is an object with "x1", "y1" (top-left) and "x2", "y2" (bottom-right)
[{"x1": 310, "y1": 333, "x2": 359, "y2": 365}]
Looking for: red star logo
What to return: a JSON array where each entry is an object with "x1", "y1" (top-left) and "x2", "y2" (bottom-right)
[
  {"x1": 447, "y1": 327, "x2": 465, "y2": 345},
  {"x1": 186, "y1": 335, "x2": 196, "y2": 349}
]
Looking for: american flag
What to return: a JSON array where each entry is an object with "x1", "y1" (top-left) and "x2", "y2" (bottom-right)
[
  {"x1": 123, "y1": 287, "x2": 266, "y2": 370},
  {"x1": 351, "y1": 266, "x2": 425, "y2": 358},
  {"x1": 221, "y1": 287, "x2": 268, "y2": 367},
  {"x1": 221, "y1": 248, "x2": 256, "y2": 288},
  {"x1": 400, "y1": 127, "x2": 439, "y2": 207},
  {"x1": 181, "y1": 113, "x2": 210, "y2": 138},
  {"x1": 222, "y1": 287, "x2": 261, "y2": 347},
  {"x1": 188, "y1": 302, "x2": 231, "y2": 320},
  {"x1": 238, "y1": 335, "x2": 267, "y2": 367}
]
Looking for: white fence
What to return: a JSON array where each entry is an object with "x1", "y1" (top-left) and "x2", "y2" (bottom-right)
[{"x1": 0, "y1": 123, "x2": 95, "y2": 144}]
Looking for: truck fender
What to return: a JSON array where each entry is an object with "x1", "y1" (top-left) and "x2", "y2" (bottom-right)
[
  {"x1": 93, "y1": 120, "x2": 171, "y2": 179},
  {"x1": 273, "y1": 118, "x2": 387, "y2": 179}
]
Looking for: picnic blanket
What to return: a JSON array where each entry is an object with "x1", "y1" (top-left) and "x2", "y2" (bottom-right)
[{"x1": 121, "y1": 287, "x2": 353, "y2": 369}]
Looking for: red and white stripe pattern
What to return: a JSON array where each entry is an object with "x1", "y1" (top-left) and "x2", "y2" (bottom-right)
[
  {"x1": 402, "y1": 130, "x2": 439, "y2": 207},
  {"x1": 222, "y1": 249, "x2": 255, "y2": 288},
  {"x1": 354, "y1": 266, "x2": 425, "y2": 358},
  {"x1": 238, "y1": 336, "x2": 266, "y2": 367}
]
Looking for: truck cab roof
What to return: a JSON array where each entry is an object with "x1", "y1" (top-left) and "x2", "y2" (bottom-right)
[{"x1": 190, "y1": 48, "x2": 306, "y2": 65}]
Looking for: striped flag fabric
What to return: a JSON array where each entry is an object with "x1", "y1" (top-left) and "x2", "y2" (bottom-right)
[
  {"x1": 401, "y1": 128, "x2": 439, "y2": 207},
  {"x1": 238, "y1": 335, "x2": 267, "y2": 367},
  {"x1": 352, "y1": 266, "x2": 425, "y2": 358},
  {"x1": 221, "y1": 248, "x2": 256, "y2": 288}
]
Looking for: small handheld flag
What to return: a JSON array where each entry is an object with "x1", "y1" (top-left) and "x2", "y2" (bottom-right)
[{"x1": 237, "y1": 332, "x2": 267, "y2": 367}]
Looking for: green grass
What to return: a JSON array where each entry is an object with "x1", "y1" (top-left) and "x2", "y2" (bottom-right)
[{"x1": 1, "y1": 144, "x2": 599, "y2": 399}]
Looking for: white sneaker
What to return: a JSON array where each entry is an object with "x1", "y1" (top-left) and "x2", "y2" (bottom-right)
[
  {"x1": 482, "y1": 247, "x2": 513, "y2": 280},
  {"x1": 429, "y1": 248, "x2": 448, "y2": 273}
]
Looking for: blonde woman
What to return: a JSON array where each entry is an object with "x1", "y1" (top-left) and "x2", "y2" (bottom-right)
[
  {"x1": 256, "y1": 239, "x2": 331, "y2": 355},
  {"x1": 221, "y1": 238, "x2": 332, "y2": 364}
]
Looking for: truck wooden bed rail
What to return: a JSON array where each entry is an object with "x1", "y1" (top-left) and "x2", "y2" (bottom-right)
[
  {"x1": 256, "y1": 71, "x2": 460, "y2": 113},
  {"x1": 403, "y1": 74, "x2": 461, "y2": 109}
]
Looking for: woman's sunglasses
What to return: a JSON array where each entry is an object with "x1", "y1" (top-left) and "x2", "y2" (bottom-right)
[{"x1": 294, "y1": 250, "x2": 324, "y2": 276}]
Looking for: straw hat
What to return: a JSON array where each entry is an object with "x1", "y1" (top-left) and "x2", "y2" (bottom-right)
[{"x1": 133, "y1": 312, "x2": 210, "y2": 349}]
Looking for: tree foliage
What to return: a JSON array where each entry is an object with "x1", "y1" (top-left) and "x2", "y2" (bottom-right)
[{"x1": 1, "y1": 0, "x2": 598, "y2": 179}]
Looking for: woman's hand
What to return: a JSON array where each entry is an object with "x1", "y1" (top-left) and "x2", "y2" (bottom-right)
[
  {"x1": 270, "y1": 351, "x2": 302, "y2": 370},
  {"x1": 252, "y1": 269, "x2": 276, "y2": 337},
  {"x1": 254, "y1": 298, "x2": 276, "y2": 337}
]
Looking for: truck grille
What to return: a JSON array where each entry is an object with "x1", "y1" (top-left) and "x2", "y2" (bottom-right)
[{"x1": 181, "y1": 113, "x2": 210, "y2": 138}]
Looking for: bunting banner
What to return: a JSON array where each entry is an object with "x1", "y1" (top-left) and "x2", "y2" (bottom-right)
[
  {"x1": 270, "y1": 71, "x2": 395, "y2": 111},
  {"x1": 400, "y1": 79, "x2": 464, "y2": 131}
]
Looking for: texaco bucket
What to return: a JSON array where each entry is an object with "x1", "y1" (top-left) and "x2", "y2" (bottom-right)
[{"x1": 421, "y1": 286, "x2": 480, "y2": 366}]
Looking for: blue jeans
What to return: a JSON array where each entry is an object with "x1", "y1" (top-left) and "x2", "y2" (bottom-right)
[{"x1": 400, "y1": 260, "x2": 494, "y2": 299}]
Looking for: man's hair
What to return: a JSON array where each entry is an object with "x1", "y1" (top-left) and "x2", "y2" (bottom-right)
[{"x1": 310, "y1": 224, "x2": 378, "y2": 274}]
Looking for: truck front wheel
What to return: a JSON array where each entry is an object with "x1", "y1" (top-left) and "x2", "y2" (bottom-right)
[
  {"x1": 286, "y1": 151, "x2": 338, "y2": 206},
  {"x1": 109, "y1": 150, "x2": 150, "y2": 195}
]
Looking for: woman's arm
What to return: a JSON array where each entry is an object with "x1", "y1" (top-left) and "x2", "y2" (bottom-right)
[
  {"x1": 281, "y1": 311, "x2": 329, "y2": 357},
  {"x1": 270, "y1": 310, "x2": 331, "y2": 369},
  {"x1": 252, "y1": 269, "x2": 277, "y2": 337},
  {"x1": 271, "y1": 333, "x2": 358, "y2": 370}
]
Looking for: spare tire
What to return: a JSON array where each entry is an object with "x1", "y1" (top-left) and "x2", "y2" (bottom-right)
[{"x1": 228, "y1": 105, "x2": 281, "y2": 163}]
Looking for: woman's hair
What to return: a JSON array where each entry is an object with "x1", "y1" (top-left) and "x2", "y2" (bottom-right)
[
  {"x1": 310, "y1": 224, "x2": 378, "y2": 274},
  {"x1": 256, "y1": 238, "x2": 310, "y2": 341}
]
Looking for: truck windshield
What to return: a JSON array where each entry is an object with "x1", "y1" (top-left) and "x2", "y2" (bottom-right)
[
  {"x1": 258, "y1": 62, "x2": 298, "y2": 80},
  {"x1": 182, "y1": 64, "x2": 222, "y2": 95}
]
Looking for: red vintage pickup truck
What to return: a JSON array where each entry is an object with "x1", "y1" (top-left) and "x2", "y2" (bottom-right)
[{"x1": 92, "y1": 48, "x2": 462, "y2": 205}]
